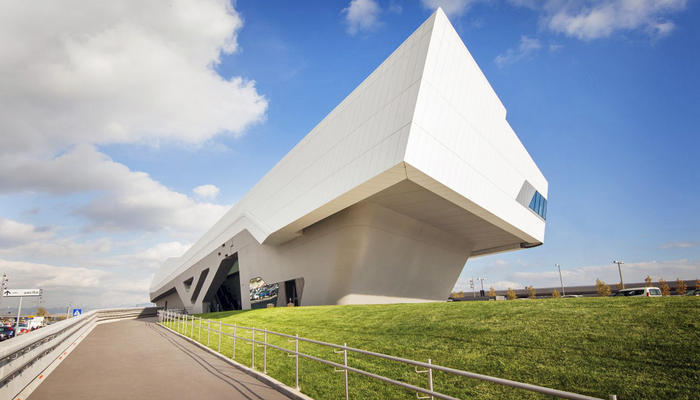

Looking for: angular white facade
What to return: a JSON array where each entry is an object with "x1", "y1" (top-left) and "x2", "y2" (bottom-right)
[{"x1": 150, "y1": 9, "x2": 548, "y2": 313}]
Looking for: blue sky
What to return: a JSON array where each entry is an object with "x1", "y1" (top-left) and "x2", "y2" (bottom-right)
[{"x1": 0, "y1": 0, "x2": 698, "y2": 310}]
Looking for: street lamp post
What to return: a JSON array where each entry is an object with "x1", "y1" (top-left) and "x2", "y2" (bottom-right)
[
  {"x1": 555, "y1": 264, "x2": 565, "y2": 297},
  {"x1": 613, "y1": 260, "x2": 624, "y2": 289},
  {"x1": 476, "y1": 278, "x2": 487, "y2": 297}
]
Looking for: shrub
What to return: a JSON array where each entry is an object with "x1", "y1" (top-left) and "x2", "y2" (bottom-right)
[
  {"x1": 488, "y1": 286, "x2": 495, "y2": 297},
  {"x1": 645, "y1": 276, "x2": 653, "y2": 287},
  {"x1": 527, "y1": 286, "x2": 536, "y2": 299},
  {"x1": 596, "y1": 278, "x2": 611, "y2": 297},
  {"x1": 676, "y1": 278, "x2": 687, "y2": 296},
  {"x1": 506, "y1": 288, "x2": 517, "y2": 300},
  {"x1": 659, "y1": 279, "x2": 671, "y2": 296},
  {"x1": 552, "y1": 289, "x2": 561, "y2": 298}
]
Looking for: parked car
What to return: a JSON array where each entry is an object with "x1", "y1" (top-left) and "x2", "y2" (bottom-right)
[
  {"x1": 686, "y1": 289, "x2": 700, "y2": 296},
  {"x1": 612, "y1": 287, "x2": 662, "y2": 297},
  {"x1": 0, "y1": 326, "x2": 15, "y2": 341}
]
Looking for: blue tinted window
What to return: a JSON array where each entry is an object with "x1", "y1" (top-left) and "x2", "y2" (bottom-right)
[{"x1": 528, "y1": 191, "x2": 547, "y2": 220}]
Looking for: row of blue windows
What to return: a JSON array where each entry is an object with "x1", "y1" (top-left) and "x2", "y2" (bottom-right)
[{"x1": 529, "y1": 191, "x2": 547, "y2": 220}]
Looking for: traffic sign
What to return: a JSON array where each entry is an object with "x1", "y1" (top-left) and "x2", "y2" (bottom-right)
[
  {"x1": 3, "y1": 289, "x2": 41, "y2": 297},
  {"x1": 72, "y1": 308, "x2": 82, "y2": 316}
]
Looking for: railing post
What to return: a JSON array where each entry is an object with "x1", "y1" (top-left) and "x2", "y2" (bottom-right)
[
  {"x1": 191, "y1": 315, "x2": 194, "y2": 337},
  {"x1": 232, "y1": 323, "x2": 236, "y2": 360},
  {"x1": 343, "y1": 343, "x2": 349, "y2": 400},
  {"x1": 428, "y1": 359, "x2": 434, "y2": 400},
  {"x1": 415, "y1": 358, "x2": 433, "y2": 400},
  {"x1": 295, "y1": 334, "x2": 299, "y2": 390},
  {"x1": 198, "y1": 317, "x2": 202, "y2": 341},
  {"x1": 207, "y1": 320, "x2": 210, "y2": 346},
  {"x1": 218, "y1": 320, "x2": 222, "y2": 353},
  {"x1": 334, "y1": 343, "x2": 349, "y2": 400},
  {"x1": 251, "y1": 329, "x2": 255, "y2": 369},
  {"x1": 264, "y1": 328, "x2": 268, "y2": 374}
]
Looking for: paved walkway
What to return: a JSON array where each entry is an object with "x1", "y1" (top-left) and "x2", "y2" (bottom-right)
[{"x1": 28, "y1": 318, "x2": 293, "y2": 400}]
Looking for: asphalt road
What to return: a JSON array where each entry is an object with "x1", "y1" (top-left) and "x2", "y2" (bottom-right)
[{"x1": 28, "y1": 318, "x2": 293, "y2": 400}]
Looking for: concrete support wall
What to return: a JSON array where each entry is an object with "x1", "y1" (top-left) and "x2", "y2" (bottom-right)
[{"x1": 156, "y1": 197, "x2": 471, "y2": 313}]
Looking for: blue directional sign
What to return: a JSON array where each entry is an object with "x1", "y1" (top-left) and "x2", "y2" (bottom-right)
[{"x1": 72, "y1": 308, "x2": 82, "y2": 316}]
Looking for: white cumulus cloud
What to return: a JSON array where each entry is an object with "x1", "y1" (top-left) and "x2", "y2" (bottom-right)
[
  {"x1": 511, "y1": 0, "x2": 688, "y2": 40},
  {"x1": 0, "y1": 145, "x2": 229, "y2": 235},
  {"x1": 193, "y1": 184, "x2": 221, "y2": 199},
  {"x1": 120, "y1": 241, "x2": 192, "y2": 270},
  {"x1": 343, "y1": 0, "x2": 382, "y2": 35},
  {"x1": 0, "y1": 0, "x2": 267, "y2": 154},
  {"x1": 0, "y1": 258, "x2": 152, "y2": 309},
  {"x1": 495, "y1": 35, "x2": 542, "y2": 66},
  {"x1": 0, "y1": 218, "x2": 53, "y2": 248}
]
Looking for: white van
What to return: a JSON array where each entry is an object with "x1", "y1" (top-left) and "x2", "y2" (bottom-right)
[{"x1": 612, "y1": 287, "x2": 662, "y2": 297}]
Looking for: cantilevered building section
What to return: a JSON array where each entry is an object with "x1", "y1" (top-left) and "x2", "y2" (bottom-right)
[{"x1": 150, "y1": 9, "x2": 548, "y2": 313}]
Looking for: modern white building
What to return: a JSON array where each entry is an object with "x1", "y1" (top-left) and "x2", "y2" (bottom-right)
[{"x1": 150, "y1": 9, "x2": 548, "y2": 313}]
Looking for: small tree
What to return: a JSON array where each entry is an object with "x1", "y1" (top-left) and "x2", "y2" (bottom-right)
[
  {"x1": 488, "y1": 286, "x2": 496, "y2": 297},
  {"x1": 527, "y1": 285, "x2": 536, "y2": 299},
  {"x1": 36, "y1": 307, "x2": 50, "y2": 317},
  {"x1": 676, "y1": 278, "x2": 687, "y2": 296},
  {"x1": 696, "y1": 279, "x2": 700, "y2": 290},
  {"x1": 506, "y1": 288, "x2": 517, "y2": 300},
  {"x1": 644, "y1": 276, "x2": 653, "y2": 287},
  {"x1": 552, "y1": 288, "x2": 561, "y2": 298},
  {"x1": 659, "y1": 279, "x2": 671, "y2": 296},
  {"x1": 596, "y1": 278, "x2": 611, "y2": 297}
]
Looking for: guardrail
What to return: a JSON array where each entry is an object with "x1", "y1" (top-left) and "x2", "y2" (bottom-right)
[
  {"x1": 160, "y1": 310, "x2": 617, "y2": 400},
  {"x1": 0, "y1": 307, "x2": 157, "y2": 399}
]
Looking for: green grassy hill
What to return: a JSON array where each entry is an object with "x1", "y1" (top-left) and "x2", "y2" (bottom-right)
[{"x1": 167, "y1": 297, "x2": 699, "y2": 399}]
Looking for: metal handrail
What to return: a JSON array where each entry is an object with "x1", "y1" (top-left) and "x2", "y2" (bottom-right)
[{"x1": 160, "y1": 310, "x2": 613, "y2": 400}]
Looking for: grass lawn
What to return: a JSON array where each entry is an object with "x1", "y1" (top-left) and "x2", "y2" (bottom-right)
[{"x1": 163, "y1": 297, "x2": 699, "y2": 399}]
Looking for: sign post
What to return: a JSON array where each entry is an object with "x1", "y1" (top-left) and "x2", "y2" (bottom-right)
[{"x1": 2, "y1": 289, "x2": 42, "y2": 330}]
